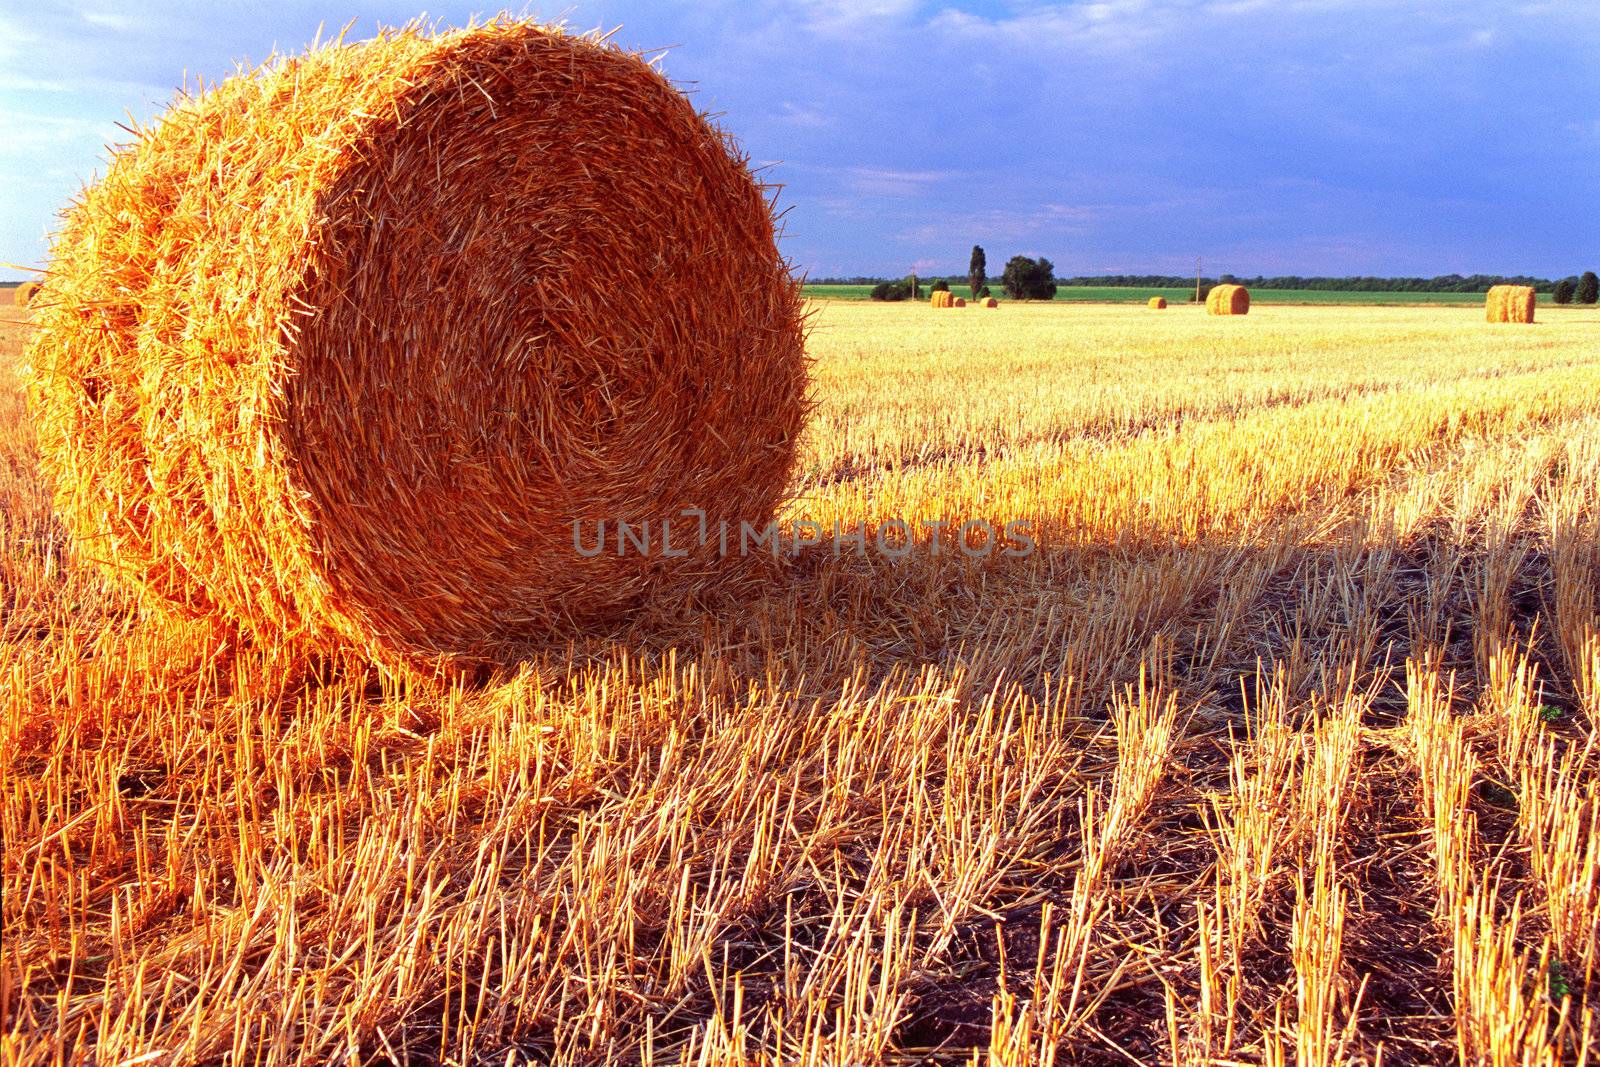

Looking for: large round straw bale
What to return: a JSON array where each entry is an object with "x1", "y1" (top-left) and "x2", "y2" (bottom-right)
[
  {"x1": 24, "y1": 21, "x2": 808, "y2": 670},
  {"x1": 1148, "y1": 296, "x2": 1167, "y2": 309},
  {"x1": 1485, "y1": 284, "x2": 1535, "y2": 324},
  {"x1": 1206, "y1": 284, "x2": 1250, "y2": 315},
  {"x1": 12, "y1": 282, "x2": 39, "y2": 307}
]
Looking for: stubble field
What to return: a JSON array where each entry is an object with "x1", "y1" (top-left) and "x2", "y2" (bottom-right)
[{"x1": 3, "y1": 299, "x2": 1598, "y2": 1065}]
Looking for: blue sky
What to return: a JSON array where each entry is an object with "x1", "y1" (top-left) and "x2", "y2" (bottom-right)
[{"x1": 1, "y1": 0, "x2": 1597, "y2": 280}]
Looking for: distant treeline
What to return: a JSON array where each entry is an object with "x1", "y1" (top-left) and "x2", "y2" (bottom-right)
[
  {"x1": 811, "y1": 273, "x2": 1560, "y2": 293},
  {"x1": 1056, "y1": 274, "x2": 1560, "y2": 293}
]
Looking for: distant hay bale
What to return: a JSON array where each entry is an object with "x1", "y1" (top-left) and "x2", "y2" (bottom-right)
[
  {"x1": 12, "y1": 282, "x2": 40, "y2": 307},
  {"x1": 1206, "y1": 284, "x2": 1250, "y2": 316},
  {"x1": 1148, "y1": 296, "x2": 1167, "y2": 309},
  {"x1": 983, "y1": 297, "x2": 998, "y2": 308},
  {"x1": 1485, "y1": 284, "x2": 1535, "y2": 324},
  {"x1": 931, "y1": 291, "x2": 954, "y2": 308},
  {"x1": 953, "y1": 296, "x2": 966, "y2": 307},
  {"x1": 24, "y1": 21, "x2": 808, "y2": 671}
]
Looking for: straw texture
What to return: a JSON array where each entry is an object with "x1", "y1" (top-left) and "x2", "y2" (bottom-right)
[
  {"x1": 1148, "y1": 296, "x2": 1167, "y2": 309},
  {"x1": 1207, "y1": 284, "x2": 1250, "y2": 316},
  {"x1": 12, "y1": 282, "x2": 39, "y2": 307},
  {"x1": 1485, "y1": 284, "x2": 1535, "y2": 324},
  {"x1": 24, "y1": 20, "x2": 808, "y2": 670}
]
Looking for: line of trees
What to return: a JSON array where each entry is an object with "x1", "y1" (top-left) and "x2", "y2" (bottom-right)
[
  {"x1": 866, "y1": 246, "x2": 1049, "y2": 301},
  {"x1": 844, "y1": 270, "x2": 1600, "y2": 297},
  {"x1": 856, "y1": 263, "x2": 1600, "y2": 303},
  {"x1": 1552, "y1": 271, "x2": 1599, "y2": 305}
]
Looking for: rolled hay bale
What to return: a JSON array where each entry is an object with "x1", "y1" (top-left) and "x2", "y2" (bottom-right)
[
  {"x1": 24, "y1": 21, "x2": 808, "y2": 671},
  {"x1": 1485, "y1": 284, "x2": 1535, "y2": 324},
  {"x1": 953, "y1": 296, "x2": 967, "y2": 307},
  {"x1": 1206, "y1": 284, "x2": 1250, "y2": 316},
  {"x1": 1148, "y1": 296, "x2": 1167, "y2": 309},
  {"x1": 12, "y1": 282, "x2": 40, "y2": 307},
  {"x1": 983, "y1": 297, "x2": 998, "y2": 308}
]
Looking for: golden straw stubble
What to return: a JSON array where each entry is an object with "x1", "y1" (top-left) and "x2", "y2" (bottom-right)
[{"x1": 24, "y1": 21, "x2": 808, "y2": 671}]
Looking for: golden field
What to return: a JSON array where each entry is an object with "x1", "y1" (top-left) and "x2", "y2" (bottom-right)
[{"x1": 3, "y1": 299, "x2": 1599, "y2": 1065}]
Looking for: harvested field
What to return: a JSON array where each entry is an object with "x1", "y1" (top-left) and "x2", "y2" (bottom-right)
[{"x1": 3, "y1": 299, "x2": 1599, "y2": 1064}]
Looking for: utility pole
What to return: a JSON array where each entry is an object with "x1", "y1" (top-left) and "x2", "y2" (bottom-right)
[
  {"x1": 910, "y1": 268, "x2": 918, "y2": 301},
  {"x1": 1195, "y1": 256, "x2": 1202, "y2": 304}
]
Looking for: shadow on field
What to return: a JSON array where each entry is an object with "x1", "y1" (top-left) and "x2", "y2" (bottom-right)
[{"x1": 9, "y1": 497, "x2": 1584, "y2": 1065}]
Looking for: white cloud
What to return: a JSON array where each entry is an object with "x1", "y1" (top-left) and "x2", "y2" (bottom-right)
[
  {"x1": 0, "y1": 112, "x2": 121, "y2": 153},
  {"x1": 845, "y1": 166, "x2": 951, "y2": 197},
  {"x1": 777, "y1": 101, "x2": 830, "y2": 128},
  {"x1": 898, "y1": 202, "x2": 1107, "y2": 245},
  {"x1": 81, "y1": 10, "x2": 140, "y2": 31},
  {"x1": 803, "y1": 0, "x2": 918, "y2": 36}
]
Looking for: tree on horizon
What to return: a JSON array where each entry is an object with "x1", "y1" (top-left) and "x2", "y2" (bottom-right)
[{"x1": 1001, "y1": 256, "x2": 1056, "y2": 300}]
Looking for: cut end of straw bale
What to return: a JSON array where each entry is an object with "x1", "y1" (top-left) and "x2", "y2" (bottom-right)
[
  {"x1": 1485, "y1": 284, "x2": 1535, "y2": 324},
  {"x1": 24, "y1": 20, "x2": 809, "y2": 672},
  {"x1": 1148, "y1": 296, "x2": 1167, "y2": 309},
  {"x1": 1206, "y1": 284, "x2": 1250, "y2": 316}
]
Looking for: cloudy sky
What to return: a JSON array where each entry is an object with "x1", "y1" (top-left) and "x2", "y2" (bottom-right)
[{"x1": 1, "y1": 0, "x2": 1597, "y2": 280}]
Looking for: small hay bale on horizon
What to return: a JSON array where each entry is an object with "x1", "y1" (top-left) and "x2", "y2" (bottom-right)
[
  {"x1": 12, "y1": 282, "x2": 40, "y2": 307},
  {"x1": 24, "y1": 20, "x2": 808, "y2": 672},
  {"x1": 983, "y1": 297, "x2": 998, "y2": 308},
  {"x1": 1485, "y1": 284, "x2": 1535, "y2": 323},
  {"x1": 953, "y1": 296, "x2": 967, "y2": 307},
  {"x1": 1207, "y1": 284, "x2": 1250, "y2": 316},
  {"x1": 1148, "y1": 296, "x2": 1167, "y2": 309}
]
